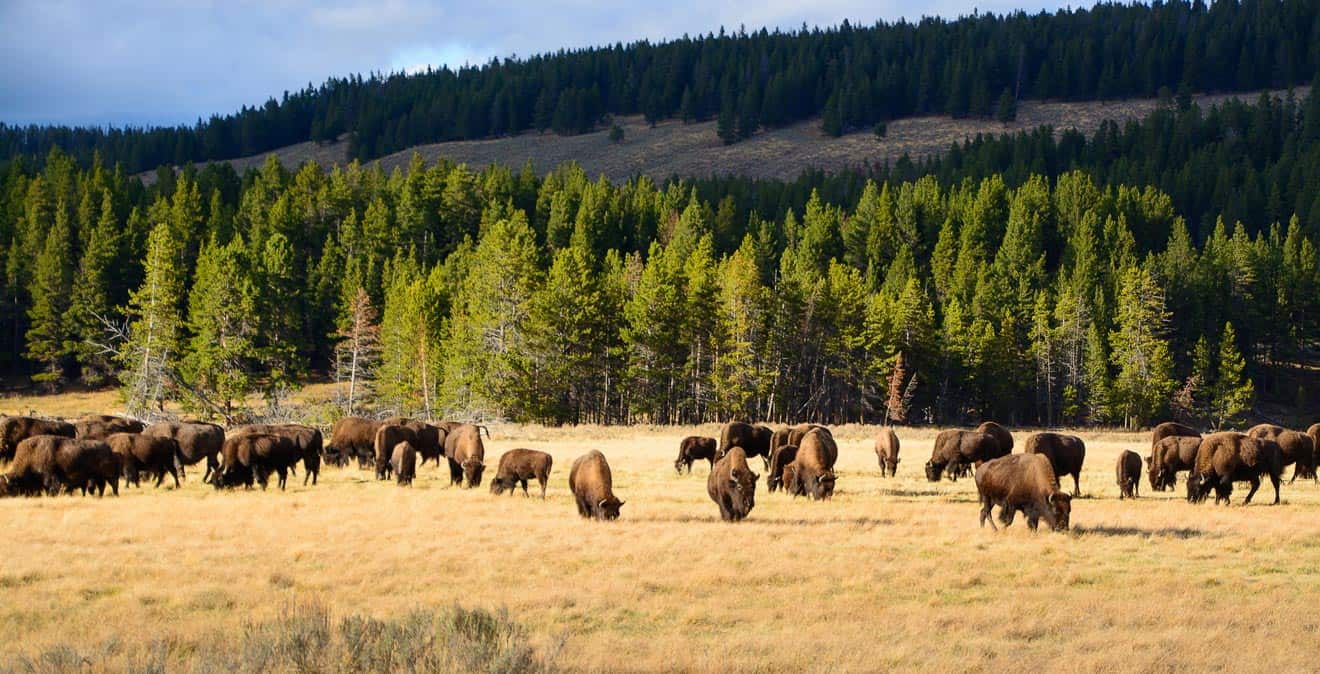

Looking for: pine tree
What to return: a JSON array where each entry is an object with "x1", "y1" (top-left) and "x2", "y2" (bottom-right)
[
  {"x1": 183, "y1": 235, "x2": 257, "y2": 417},
  {"x1": 1109, "y1": 266, "x2": 1175, "y2": 428},
  {"x1": 120, "y1": 220, "x2": 184, "y2": 414},
  {"x1": 518, "y1": 245, "x2": 606, "y2": 423},
  {"x1": 623, "y1": 242, "x2": 688, "y2": 423},
  {"x1": 69, "y1": 189, "x2": 120, "y2": 385},
  {"x1": 996, "y1": 87, "x2": 1017, "y2": 123},
  {"x1": 1210, "y1": 322, "x2": 1254, "y2": 428},
  {"x1": 25, "y1": 200, "x2": 75, "y2": 389}
]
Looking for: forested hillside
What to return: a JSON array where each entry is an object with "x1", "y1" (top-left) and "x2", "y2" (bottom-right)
[
  {"x1": 3, "y1": 0, "x2": 1317, "y2": 174},
  {"x1": 1, "y1": 89, "x2": 1316, "y2": 428}
]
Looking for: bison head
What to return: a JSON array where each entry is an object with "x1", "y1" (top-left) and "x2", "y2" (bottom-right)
[
  {"x1": 1185, "y1": 473, "x2": 1209, "y2": 503},
  {"x1": 886, "y1": 458, "x2": 899, "y2": 475},
  {"x1": 673, "y1": 457, "x2": 688, "y2": 474},
  {"x1": 489, "y1": 476, "x2": 509, "y2": 495},
  {"x1": 729, "y1": 468, "x2": 758, "y2": 513},
  {"x1": 811, "y1": 471, "x2": 837, "y2": 500},
  {"x1": 1047, "y1": 491, "x2": 1071, "y2": 531},
  {"x1": 0, "y1": 475, "x2": 12, "y2": 497},
  {"x1": 461, "y1": 459, "x2": 485, "y2": 487},
  {"x1": 597, "y1": 497, "x2": 624, "y2": 520},
  {"x1": 924, "y1": 459, "x2": 945, "y2": 482}
]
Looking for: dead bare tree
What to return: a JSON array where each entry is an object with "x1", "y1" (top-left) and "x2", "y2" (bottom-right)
[{"x1": 333, "y1": 288, "x2": 380, "y2": 416}]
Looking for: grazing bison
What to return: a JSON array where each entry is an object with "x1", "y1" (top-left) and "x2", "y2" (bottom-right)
[
  {"x1": 373, "y1": 424, "x2": 418, "y2": 481},
  {"x1": 708, "y1": 447, "x2": 758, "y2": 521},
  {"x1": 1187, "y1": 432, "x2": 1282, "y2": 505},
  {"x1": 1152, "y1": 421, "x2": 1201, "y2": 450},
  {"x1": 143, "y1": 421, "x2": 224, "y2": 482},
  {"x1": 875, "y1": 428, "x2": 900, "y2": 477},
  {"x1": 674, "y1": 436, "x2": 717, "y2": 474},
  {"x1": 1148, "y1": 436, "x2": 1201, "y2": 491},
  {"x1": 74, "y1": 415, "x2": 145, "y2": 441},
  {"x1": 767, "y1": 444, "x2": 798, "y2": 493},
  {"x1": 1023, "y1": 432, "x2": 1086, "y2": 496},
  {"x1": 391, "y1": 441, "x2": 417, "y2": 486},
  {"x1": 326, "y1": 416, "x2": 381, "y2": 469},
  {"x1": 490, "y1": 448, "x2": 554, "y2": 498},
  {"x1": 106, "y1": 433, "x2": 180, "y2": 488},
  {"x1": 974, "y1": 421, "x2": 1014, "y2": 458},
  {"x1": 0, "y1": 436, "x2": 116, "y2": 496},
  {"x1": 0, "y1": 434, "x2": 62, "y2": 496},
  {"x1": 231, "y1": 424, "x2": 325, "y2": 485},
  {"x1": 1247, "y1": 424, "x2": 1316, "y2": 482},
  {"x1": 925, "y1": 430, "x2": 999, "y2": 482},
  {"x1": 445, "y1": 424, "x2": 486, "y2": 488},
  {"x1": 769, "y1": 427, "x2": 791, "y2": 458},
  {"x1": 1116, "y1": 450, "x2": 1142, "y2": 499},
  {"x1": 569, "y1": 450, "x2": 624, "y2": 520},
  {"x1": 384, "y1": 417, "x2": 447, "y2": 468},
  {"x1": 786, "y1": 428, "x2": 837, "y2": 500},
  {"x1": 718, "y1": 422, "x2": 774, "y2": 467},
  {"x1": 0, "y1": 416, "x2": 75, "y2": 462},
  {"x1": 976, "y1": 453, "x2": 1071, "y2": 531},
  {"x1": 786, "y1": 423, "x2": 826, "y2": 447}
]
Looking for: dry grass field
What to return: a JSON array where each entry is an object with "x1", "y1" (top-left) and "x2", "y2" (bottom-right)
[
  {"x1": 4, "y1": 418, "x2": 1320, "y2": 672},
  {"x1": 137, "y1": 87, "x2": 1307, "y2": 185}
]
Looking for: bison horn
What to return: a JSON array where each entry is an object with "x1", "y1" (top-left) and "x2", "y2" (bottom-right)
[{"x1": 598, "y1": 498, "x2": 608, "y2": 510}]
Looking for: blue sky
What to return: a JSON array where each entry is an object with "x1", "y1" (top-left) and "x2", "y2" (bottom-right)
[{"x1": 0, "y1": 0, "x2": 1068, "y2": 128}]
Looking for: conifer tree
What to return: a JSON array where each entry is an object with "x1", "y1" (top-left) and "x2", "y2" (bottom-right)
[
  {"x1": 69, "y1": 190, "x2": 120, "y2": 384},
  {"x1": 1109, "y1": 266, "x2": 1175, "y2": 428},
  {"x1": 183, "y1": 235, "x2": 257, "y2": 417},
  {"x1": 120, "y1": 220, "x2": 184, "y2": 413},
  {"x1": 25, "y1": 200, "x2": 74, "y2": 389},
  {"x1": 1210, "y1": 322, "x2": 1254, "y2": 428}
]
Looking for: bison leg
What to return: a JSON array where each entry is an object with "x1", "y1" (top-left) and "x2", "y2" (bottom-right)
[
  {"x1": 1072, "y1": 473, "x2": 1081, "y2": 497},
  {"x1": 447, "y1": 459, "x2": 462, "y2": 486},
  {"x1": 979, "y1": 499, "x2": 996, "y2": 530},
  {"x1": 1242, "y1": 476, "x2": 1260, "y2": 505},
  {"x1": 574, "y1": 495, "x2": 591, "y2": 518},
  {"x1": 520, "y1": 478, "x2": 529, "y2": 497},
  {"x1": 1269, "y1": 472, "x2": 1280, "y2": 505},
  {"x1": 168, "y1": 465, "x2": 180, "y2": 489},
  {"x1": 539, "y1": 477, "x2": 548, "y2": 499}
]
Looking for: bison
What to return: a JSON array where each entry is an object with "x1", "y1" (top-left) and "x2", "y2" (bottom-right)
[
  {"x1": 708, "y1": 447, "x2": 758, "y2": 521},
  {"x1": 105, "y1": 433, "x2": 180, "y2": 488},
  {"x1": 786, "y1": 428, "x2": 837, "y2": 500},
  {"x1": 875, "y1": 428, "x2": 900, "y2": 477},
  {"x1": 373, "y1": 424, "x2": 417, "y2": 481},
  {"x1": 490, "y1": 448, "x2": 553, "y2": 498},
  {"x1": 569, "y1": 450, "x2": 624, "y2": 520},
  {"x1": 769, "y1": 427, "x2": 791, "y2": 458},
  {"x1": 0, "y1": 434, "x2": 62, "y2": 496},
  {"x1": 214, "y1": 433, "x2": 301, "y2": 491},
  {"x1": 0, "y1": 416, "x2": 75, "y2": 462},
  {"x1": 925, "y1": 430, "x2": 999, "y2": 482},
  {"x1": 1151, "y1": 421, "x2": 1200, "y2": 450},
  {"x1": 0, "y1": 435, "x2": 116, "y2": 496},
  {"x1": 1148, "y1": 436, "x2": 1201, "y2": 491},
  {"x1": 230, "y1": 424, "x2": 325, "y2": 485},
  {"x1": 143, "y1": 421, "x2": 224, "y2": 482},
  {"x1": 384, "y1": 417, "x2": 447, "y2": 468},
  {"x1": 1186, "y1": 432, "x2": 1282, "y2": 505},
  {"x1": 767, "y1": 444, "x2": 798, "y2": 493},
  {"x1": 976, "y1": 454, "x2": 1071, "y2": 531},
  {"x1": 1247, "y1": 424, "x2": 1316, "y2": 483},
  {"x1": 718, "y1": 422, "x2": 774, "y2": 467},
  {"x1": 1023, "y1": 432, "x2": 1086, "y2": 496},
  {"x1": 326, "y1": 416, "x2": 381, "y2": 469},
  {"x1": 674, "y1": 436, "x2": 717, "y2": 474},
  {"x1": 445, "y1": 424, "x2": 486, "y2": 488},
  {"x1": 974, "y1": 421, "x2": 1014, "y2": 458},
  {"x1": 74, "y1": 415, "x2": 146, "y2": 441},
  {"x1": 391, "y1": 441, "x2": 417, "y2": 486},
  {"x1": 1116, "y1": 450, "x2": 1142, "y2": 499}
]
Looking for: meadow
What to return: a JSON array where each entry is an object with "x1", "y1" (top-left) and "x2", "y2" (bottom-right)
[{"x1": 4, "y1": 419, "x2": 1320, "y2": 673}]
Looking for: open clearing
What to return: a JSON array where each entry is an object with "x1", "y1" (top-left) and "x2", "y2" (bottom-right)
[
  {"x1": 3, "y1": 422, "x2": 1320, "y2": 672},
  {"x1": 139, "y1": 88, "x2": 1307, "y2": 184}
]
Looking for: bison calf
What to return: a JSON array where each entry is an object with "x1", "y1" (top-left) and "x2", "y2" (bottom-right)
[
  {"x1": 1116, "y1": 450, "x2": 1141, "y2": 499},
  {"x1": 569, "y1": 450, "x2": 624, "y2": 520},
  {"x1": 391, "y1": 441, "x2": 417, "y2": 486},
  {"x1": 674, "y1": 436, "x2": 717, "y2": 474},
  {"x1": 767, "y1": 444, "x2": 798, "y2": 493},
  {"x1": 875, "y1": 428, "x2": 900, "y2": 477},
  {"x1": 491, "y1": 448, "x2": 553, "y2": 498}
]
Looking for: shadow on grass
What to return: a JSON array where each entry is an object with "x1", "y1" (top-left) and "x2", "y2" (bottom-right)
[
  {"x1": 642, "y1": 514, "x2": 895, "y2": 527},
  {"x1": 1071, "y1": 524, "x2": 1209, "y2": 539}
]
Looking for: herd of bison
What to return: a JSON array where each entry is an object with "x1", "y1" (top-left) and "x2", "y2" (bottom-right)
[{"x1": 1, "y1": 413, "x2": 1317, "y2": 532}]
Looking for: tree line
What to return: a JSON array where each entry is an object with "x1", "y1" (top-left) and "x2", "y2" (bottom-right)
[
  {"x1": 0, "y1": 143, "x2": 1314, "y2": 428},
  {"x1": 3, "y1": 0, "x2": 1318, "y2": 172}
]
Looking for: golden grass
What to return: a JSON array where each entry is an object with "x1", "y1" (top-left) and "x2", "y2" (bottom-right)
[{"x1": 4, "y1": 422, "x2": 1320, "y2": 672}]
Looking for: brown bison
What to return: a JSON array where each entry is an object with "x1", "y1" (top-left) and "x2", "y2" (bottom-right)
[
  {"x1": 786, "y1": 423, "x2": 826, "y2": 448},
  {"x1": 769, "y1": 427, "x2": 791, "y2": 457},
  {"x1": 231, "y1": 424, "x2": 325, "y2": 485},
  {"x1": 0, "y1": 436, "x2": 118, "y2": 497},
  {"x1": 1148, "y1": 436, "x2": 1201, "y2": 491},
  {"x1": 490, "y1": 448, "x2": 554, "y2": 498},
  {"x1": 384, "y1": 417, "x2": 447, "y2": 468},
  {"x1": 1186, "y1": 432, "x2": 1282, "y2": 505},
  {"x1": 786, "y1": 428, "x2": 837, "y2": 500},
  {"x1": 0, "y1": 434, "x2": 62, "y2": 496},
  {"x1": 143, "y1": 421, "x2": 224, "y2": 482},
  {"x1": 373, "y1": 424, "x2": 418, "y2": 481},
  {"x1": 73, "y1": 415, "x2": 146, "y2": 441},
  {"x1": 708, "y1": 447, "x2": 758, "y2": 521},
  {"x1": 326, "y1": 416, "x2": 381, "y2": 468},
  {"x1": 718, "y1": 422, "x2": 774, "y2": 467},
  {"x1": 1023, "y1": 432, "x2": 1086, "y2": 496},
  {"x1": 674, "y1": 436, "x2": 717, "y2": 474},
  {"x1": 976, "y1": 453, "x2": 1071, "y2": 531},
  {"x1": 106, "y1": 433, "x2": 180, "y2": 488},
  {"x1": 0, "y1": 416, "x2": 75, "y2": 462},
  {"x1": 1152, "y1": 421, "x2": 1201, "y2": 449},
  {"x1": 568, "y1": 450, "x2": 624, "y2": 520},
  {"x1": 391, "y1": 441, "x2": 417, "y2": 486},
  {"x1": 767, "y1": 444, "x2": 798, "y2": 493},
  {"x1": 1247, "y1": 424, "x2": 1316, "y2": 482},
  {"x1": 925, "y1": 429, "x2": 999, "y2": 482},
  {"x1": 214, "y1": 433, "x2": 301, "y2": 491},
  {"x1": 875, "y1": 428, "x2": 900, "y2": 477},
  {"x1": 445, "y1": 424, "x2": 486, "y2": 488},
  {"x1": 1116, "y1": 450, "x2": 1142, "y2": 499},
  {"x1": 1310, "y1": 423, "x2": 1320, "y2": 457},
  {"x1": 974, "y1": 421, "x2": 1014, "y2": 458}
]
